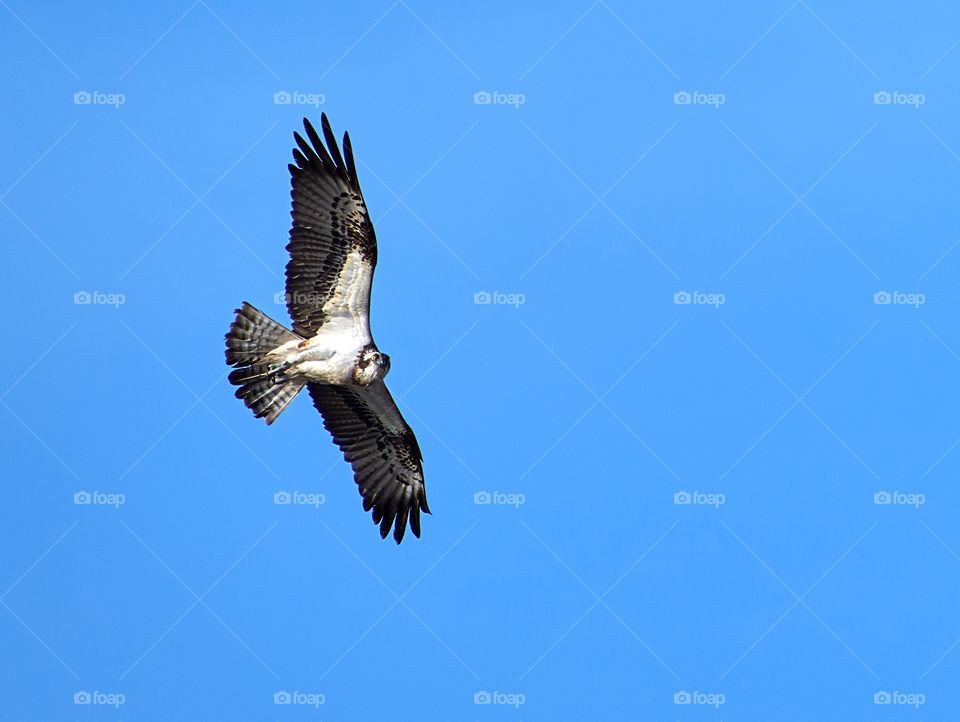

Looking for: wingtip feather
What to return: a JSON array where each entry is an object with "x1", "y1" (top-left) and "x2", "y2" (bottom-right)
[
  {"x1": 320, "y1": 114, "x2": 347, "y2": 173},
  {"x1": 302, "y1": 117, "x2": 335, "y2": 168},
  {"x1": 343, "y1": 131, "x2": 357, "y2": 180}
]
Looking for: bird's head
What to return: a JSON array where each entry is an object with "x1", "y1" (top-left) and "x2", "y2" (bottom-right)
[{"x1": 354, "y1": 345, "x2": 391, "y2": 385}]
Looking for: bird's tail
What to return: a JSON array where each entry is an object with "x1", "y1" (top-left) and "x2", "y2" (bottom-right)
[{"x1": 225, "y1": 302, "x2": 305, "y2": 425}]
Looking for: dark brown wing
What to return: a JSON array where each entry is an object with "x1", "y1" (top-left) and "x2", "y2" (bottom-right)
[
  {"x1": 286, "y1": 114, "x2": 377, "y2": 338},
  {"x1": 308, "y1": 381, "x2": 429, "y2": 543}
]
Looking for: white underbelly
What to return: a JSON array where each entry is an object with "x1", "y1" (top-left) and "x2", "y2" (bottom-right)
[
  {"x1": 295, "y1": 353, "x2": 355, "y2": 384},
  {"x1": 291, "y1": 332, "x2": 363, "y2": 385}
]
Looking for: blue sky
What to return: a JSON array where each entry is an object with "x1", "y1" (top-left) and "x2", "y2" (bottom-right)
[{"x1": 2, "y1": 0, "x2": 960, "y2": 719}]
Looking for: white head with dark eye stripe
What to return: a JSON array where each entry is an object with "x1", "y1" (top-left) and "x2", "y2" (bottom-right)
[{"x1": 353, "y1": 344, "x2": 390, "y2": 385}]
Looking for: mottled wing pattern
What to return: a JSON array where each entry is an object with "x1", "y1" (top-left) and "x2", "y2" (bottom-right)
[
  {"x1": 308, "y1": 381, "x2": 429, "y2": 543},
  {"x1": 286, "y1": 114, "x2": 377, "y2": 338}
]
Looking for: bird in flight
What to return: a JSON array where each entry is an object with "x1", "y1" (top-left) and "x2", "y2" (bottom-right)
[{"x1": 225, "y1": 114, "x2": 429, "y2": 544}]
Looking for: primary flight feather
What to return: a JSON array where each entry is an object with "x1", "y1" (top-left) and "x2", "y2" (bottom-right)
[{"x1": 224, "y1": 114, "x2": 429, "y2": 544}]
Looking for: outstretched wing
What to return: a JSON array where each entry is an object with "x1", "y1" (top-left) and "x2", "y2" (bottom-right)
[
  {"x1": 286, "y1": 114, "x2": 377, "y2": 338},
  {"x1": 308, "y1": 382, "x2": 429, "y2": 543}
]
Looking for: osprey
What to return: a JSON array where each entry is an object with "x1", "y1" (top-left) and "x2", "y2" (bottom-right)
[{"x1": 224, "y1": 114, "x2": 429, "y2": 544}]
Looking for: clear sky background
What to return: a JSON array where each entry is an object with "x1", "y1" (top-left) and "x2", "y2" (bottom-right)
[{"x1": 2, "y1": 1, "x2": 960, "y2": 719}]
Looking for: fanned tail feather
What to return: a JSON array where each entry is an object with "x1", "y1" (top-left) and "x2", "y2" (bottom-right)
[{"x1": 225, "y1": 303, "x2": 305, "y2": 424}]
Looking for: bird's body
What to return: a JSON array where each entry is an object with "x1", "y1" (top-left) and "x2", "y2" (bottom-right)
[
  {"x1": 224, "y1": 114, "x2": 429, "y2": 544},
  {"x1": 258, "y1": 324, "x2": 375, "y2": 387}
]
